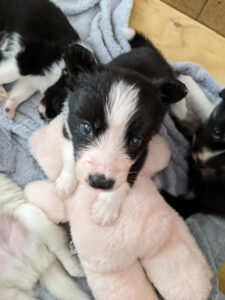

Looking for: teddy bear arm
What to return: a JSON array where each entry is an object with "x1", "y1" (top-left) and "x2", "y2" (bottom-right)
[
  {"x1": 29, "y1": 115, "x2": 64, "y2": 181},
  {"x1": 84, "y1": 261, "x2": 158, "y2": 300},
  {"x1": 140, "y1": 219, "x2": 212, "y2": 300},
  {"x1": 141, "y1": 135, "x2": 171, "y2": 178},
  {"x1": 91, "y1": 182, "x2": 130, "y2": 226},
  {"x1": 24, "y1": 180, "x2": 68, "y2": 224}
]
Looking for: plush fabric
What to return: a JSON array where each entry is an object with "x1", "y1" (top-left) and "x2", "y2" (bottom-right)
[{"x1": 25, "y1": 115, "x2": 212, "y2": 300}]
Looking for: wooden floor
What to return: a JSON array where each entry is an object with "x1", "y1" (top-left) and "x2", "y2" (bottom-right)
[
  {"x1": 130, "y1": 0, "x2": 225, "y2": 85},
  {"x1": 129, "y1": 0, "x2": 225, "y2": 294}
]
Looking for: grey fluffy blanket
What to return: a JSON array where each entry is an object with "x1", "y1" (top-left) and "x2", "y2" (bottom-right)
[{"x1": 0, "y1": 0, "x2": 224, "y2": 299}]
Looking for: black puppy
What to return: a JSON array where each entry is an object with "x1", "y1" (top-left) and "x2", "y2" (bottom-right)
[
  {"x1": 54, "y1": 29, "x2": 187, "y2": 225},
  {"x1": 0, "y1": 0, "x2": 80, "y2": 119},
  {"x1": 41, "y1": 29, "x2": 186, "y2": 120},
  {"x1": 164, "y1": 89, "x2": 225, "y2": 218}
]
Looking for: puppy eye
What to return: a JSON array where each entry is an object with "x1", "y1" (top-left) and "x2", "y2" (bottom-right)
[
  {"x1": 80, "y1": 122, "x2": 93, "y2": 136},
  {"x1": 213, "y1": 128, "x2": 222, "y2": 140},
  {"x1": 130, "y1": 137, "x2": 142, "y2": 147}
]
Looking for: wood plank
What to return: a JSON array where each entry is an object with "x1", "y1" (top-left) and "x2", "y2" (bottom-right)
[
  {"x1": 130, "y1": 0, "x2": 225, "y2": 84},
  {"x1": 162, "y1": 0, "x2": 206, "y2": 19},
  {"x1": 199, "y1": 0, "x2": 225, "y2": 37},
  {"x1": 219, "y1": 262, "x2": 225, "y2": 295}
]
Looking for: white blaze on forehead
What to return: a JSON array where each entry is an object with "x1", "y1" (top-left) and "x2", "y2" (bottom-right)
[
  {"x1": 107, "y1": 80, "x2": 139, "y2": 128},
  {"x1": 198, "y1": 148, "x2": 225, "y2": 162},
  {"x1": 80, "y1": 80, "x2": 140, "y2": 168}
]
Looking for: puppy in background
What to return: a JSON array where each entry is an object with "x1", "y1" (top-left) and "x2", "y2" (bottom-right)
[
  {"x1": 54, "y1": 29, "x2": 187, "y2": 226},
  {"x1": 165, "y1": 79, "x2": 225, "y2": 218},
  {"x1": 0, "y1": 172, "x2": 89, "y2": 300},
  {"x1": 0, "y1": 0, "x2": 81, "y2": 119}
]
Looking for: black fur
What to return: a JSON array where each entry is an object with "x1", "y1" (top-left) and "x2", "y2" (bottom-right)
[
  {"x1": 42, "y1": 32, "x2": 187, "y2": 122},
  {"x1": 111, "y1": 37, "x2": 187, "y2": 103},
  {"x1": 0, "y1": 0, "x2": 79, "y2": 75},
  {"x1": 127, "y1": 148, "x2": 148, "y2": 185},
  {"x1": 162, "y1": 158, "x2": 225, "y2": 218},
  {"x1": 164, "y1": 90, "x2": 225, "y2": 218},
  {"x1": 63, "y1": 32, "x2": 187, "y2": 185},
  {"x1": 39, "y1": 71, "x2": 69, "y2": 120},
  {"x1": 193, "y1": 92, "x2": 225, "y2": 161}
]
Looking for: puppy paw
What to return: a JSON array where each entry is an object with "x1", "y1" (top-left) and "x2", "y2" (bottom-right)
[
  {"x1": 63, "y1": 254, "x2": 85, "y2": 277},
  {"x1": 3, "y1": 100, "x2": 16, "y2": 120},
  {"x1": 55, "y1": 171, "x2": 77, "y2": 198},
  {"x1": 69, "y1": 259, "x2": 85, "y2": 277},
  {"x1": 0, "y1": 86, "x2": 8, "y2": 101},
  {"x1": 91, "y1": 183, "x2": 130, "y2": 226},
  {"x1": 91, "y1": 197, "x2": 121, "y2": 226}
]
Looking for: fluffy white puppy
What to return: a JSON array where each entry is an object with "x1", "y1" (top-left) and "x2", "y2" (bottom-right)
[{"x1": 0, "y1": 173, "x2": 89, "y2": 300}]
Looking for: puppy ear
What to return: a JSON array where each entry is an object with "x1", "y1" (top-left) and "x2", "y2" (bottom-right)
[
  {"x1": 63, "y1": 44, "x2": 98, "y2": 77},
  {"x1": 219, "y1": 88, "x2": 225, "y2": 100},
  {"x1": 158, "y1": 79, "x2": 188, "y2": 103}
]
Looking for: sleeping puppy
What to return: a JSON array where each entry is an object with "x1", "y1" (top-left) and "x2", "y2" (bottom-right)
[
  {"x1": 0, "y1": 0, "x2": 81, "y2": 120},
  {"x1": 164, "y1": 87, "x2": 225, "y2": 218},
  {"x1": 56, "y1": 29, "x2": 187, "y2": 226},
  {"x1": 0, "y1": 173, "x2": 89, "y2": 300}
]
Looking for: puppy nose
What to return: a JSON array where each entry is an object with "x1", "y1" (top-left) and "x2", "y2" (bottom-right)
[{"x1": 88, "y1": 174, "x2": 115, "y2": 190}]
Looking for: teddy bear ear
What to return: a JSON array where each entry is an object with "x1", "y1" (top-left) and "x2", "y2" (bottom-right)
[
  {"x1": 63, "y1": 44, "x2": 98, "y2": 78},
  {"x1": 219, "y1": 88, "x2": 225, "y2": 100},
  {"x1": 157, "y1": 79, "x2": 188, "y2": 104}
]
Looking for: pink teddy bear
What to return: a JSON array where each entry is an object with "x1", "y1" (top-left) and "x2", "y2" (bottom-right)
[{"x1": 25, "y1": 115, "x2": 212, "y2": 300}]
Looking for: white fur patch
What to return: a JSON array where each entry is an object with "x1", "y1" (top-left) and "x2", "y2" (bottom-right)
[
  {"x1": 0, "y1": 173, "x2": 87, "y2": 299},
  {"x1": 56, "y1": 137, "x2": 77, "y2": 196},
  {"x1": 38, "y1": 59, "x2": 65, "y2": 94},
  {"x1": 91, "y1": 183, "x2": 130, "y2": 226},
  {"x1": 197, "y1": 148, "x2": 225, "y2": 163},
  {"x1": 177, "y1": 75, "x2": 214, "y2": 123},
  {"x1": 107, "y1": 80, "x2": 139, "y2": 128},
  {"x1": 95, "y1": 80, "x2": 139, "y2": 158},
  {"x1": 1, "y1": 33, "x2": 24, "y2": 57},
  {"x1": 0, "y1": 33, "x2": 23, "y2": 84},
  {"x1": 122, "y1": 28, "x2": 136, "y2": 41}
]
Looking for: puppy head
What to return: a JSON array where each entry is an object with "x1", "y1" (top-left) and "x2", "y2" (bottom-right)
[
  {"x1": 193, "y1": 89, "x2": 225, "y2": 169},
  {"x1": 63, "y1": 45, "x2": 186, "y2": 191}
]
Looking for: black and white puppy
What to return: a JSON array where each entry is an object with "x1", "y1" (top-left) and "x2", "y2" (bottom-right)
[
  {"x1": 193, "y1": 89, "x2": 225, "y2": 168},
  {"x1": 164, "y1": 86, "x2": 225, "y2": 218},
  {"x1": 0, "y1": 0, "x2": 80, "y2": 119},
  {"x1": 56, "y1": 29, "x2": 187, "y2": 225}
]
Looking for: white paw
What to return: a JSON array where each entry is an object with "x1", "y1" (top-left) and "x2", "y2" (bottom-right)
[
  {"x1": 3, "y1": 100, "x2": 16, "y2": 120},
  {"x1": 91, "y1": 195, "x2": 121, "y2": 226},
  {"x1": 122, "y1": 27, "x2": 136, "y2": 41},
  {"x1": 64, "y1": 255, "x2": 85, "y2": 277},
  {"x1": 91, "y1": 184, "x2": 130, "y2": 226},
  {"x1": 56, "y1": 171, "x2": 77, "y2": 198},
  {"x1": 0, "y1": 86, "x2": 8, "y2": 100}
]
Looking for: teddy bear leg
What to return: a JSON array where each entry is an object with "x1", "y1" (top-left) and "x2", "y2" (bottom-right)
[
  {"x1": 141, "y1": 226, "x2": 212, "y2": 300},
  {"x1": 24, "y1": 180, "x2": 67, "y2": 224},
  {"x1": 84, "y1": 261, "x2": 158, "y2": 300}
]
